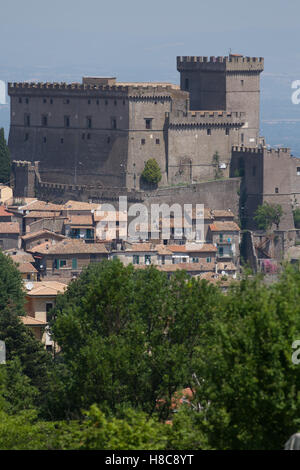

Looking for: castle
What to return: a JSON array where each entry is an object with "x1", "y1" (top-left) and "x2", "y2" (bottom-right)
[{"x1": 7, "y1": 54, "x2": 300, "y2": 231}]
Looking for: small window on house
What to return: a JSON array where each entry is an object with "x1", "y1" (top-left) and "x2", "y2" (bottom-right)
[
  {"x1": 241, "y1": 133, "x2": 244, "y2": 144},
  {"x1": 24, "y1": 114, "x2": 30, "y2": 127},
  {"x1": 59, "y1": 260, "x2": 66, "y2": 268},
  {"x1": 207, "y1": 129, "x2": 211, "y2": 136},
  {"x1": 145, "y1": 119, "x2": 152, "y2": 130},
  {"x1": 225, "y1": 128, "x2": 229, "y2": 136},
  {"x1": 206, "y1": 257, "x2": 212, "y2": 263},
  {"x1": 133, "y1": 255, "x2": 140, "y2": 265},
  {"x1": 145, "y1": 254, "x2": 151, "y2": 265},
  {"x1": 46, "y1": 303, "x2": 53, "y2": 323},
  {"x1": 41, "y1": 115, "x2": 48, "y2": 127},
  {"x1": 241, "y1": 80, "x2": 244, "y2": 86},
  {"x1": 219, "y1": 233, "x2": 223, "y2": 242},
  {"x1": 185, "y1": 78, "x2": 189, "y2": 90},
  {"x1": 86, "y1": 117, "x2": 92, "y2": 129},
  {"x1": 141, "y1": 138, "x2": 145, "y2": 145},
  {"x1": 161, "y1": 255, "x2": 165, "y2": 265},
  {"x1": 192, "y1": 257, "x2": 199, "y2": 263},
  {"x1": 156, "y1": 138, "x2": 160, "y2": 144},
  {"x1": 275, "y1": 187, "x2": 279, "y2": 193},
  {"x1": 111, "y1": 118, "x2": 117, "y2": 129},
  {"x1": 72, "y1": 258, "x2": 78, "y2": 270},
  {"x1": 64, "y1": 115, "x2": 70, "y2": 128}
]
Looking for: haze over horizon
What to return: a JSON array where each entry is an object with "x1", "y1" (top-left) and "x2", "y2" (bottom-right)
[{"x1": 1, "y1": 0, "x2": 300, "y2": 154}]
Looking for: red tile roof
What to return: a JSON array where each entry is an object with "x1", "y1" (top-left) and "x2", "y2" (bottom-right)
[
  {"x1": 0, "y1": 222, "x2": 20, "y2": 234},
  {"x1": 209, "y1": 221, "x2": 240, "y2": 232}
]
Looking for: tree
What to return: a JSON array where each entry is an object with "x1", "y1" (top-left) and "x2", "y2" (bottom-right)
[
  {"x1": 189, "y1": 269, "x2": 300, "y2": 450},
  {"x1": 49, "y1": 259, "x2": 222, "y2": 419},
  {"x1": 212, "y1": 151, "x2": 223, "y2": 179},
  {"x1": 0, "y1": 128, "x2": 10, "y2": 185},
  {"x1": 254, "y1": 202, "x2": 283, "y2": 231},
  {"x1": 141, "y1": 159, "x2": 162, "y2": 185},
  {"x1": 293, "y1": 208, "x2": 300, "y2": 229}
]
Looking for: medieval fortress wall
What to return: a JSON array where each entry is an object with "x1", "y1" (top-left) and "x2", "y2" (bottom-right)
[{"x1": 8, "y1": 54, "x2": 300, "y2": 230}]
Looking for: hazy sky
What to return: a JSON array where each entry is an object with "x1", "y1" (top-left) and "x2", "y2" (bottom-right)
[{"x1": 1, "y1": 0, "x2": 300, "y2": 81}]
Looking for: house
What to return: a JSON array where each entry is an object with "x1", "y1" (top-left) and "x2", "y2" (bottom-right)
[
  {"x1": 168, "y1": 243, "x2": 217, "y2": 265},
  {"x1": 24, "y1": 211, "x2": 62, "y2": 232},
  {"x1": 64, "y1": 214, "x2": 95, "y2": 241},
  {"x1": 0, "y1": 205, "x2": 13, "y2": 222},
  {"x1": 0, "y1": 222, "x2": 20, "y2": 250},
  {"x1": 17, "y1": 261, "x2": 38, "y2": 281},
  {"x1": 30, "y1": 238, "x2": 108, "y2": 278},
  {"x1": 21, "y1": 229, "x2": 65, "y2": 252},
  {"x1": 24, "y1": 280, "x2": 67, "y2": 350},
  {"x1": 208, "y1": 221, "x2": 240, "y2": 264},
  {"x1": 20, "y1": 316, "x2": 47, "y2": 342},
  {"x1": 0, "y1": 185, "x2": 13, "y2": 204}
]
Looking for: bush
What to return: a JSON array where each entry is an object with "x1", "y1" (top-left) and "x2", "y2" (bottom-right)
[{"x1": 141, "y1": 159, "x2": 162, "y2": 185}]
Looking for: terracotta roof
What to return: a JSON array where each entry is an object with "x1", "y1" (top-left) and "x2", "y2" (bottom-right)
[
  {"x1": 212, "y1": 209, "x2": 235, "y2": 219},
  {"x1": 157, "y1": 261, "x2": 215, "y2": 273},
  {"x1": 22, "y1": 230, "x2": 65, "y2": 241},
  {"x1": 31, "y1": 238, "x2": 108, "y2": 255},
  {"x1": 24, "y1": 211, "x2": 61, "y2": 218},
  {"x1": 209, "y1": 221, "x2": 240, "y2": 232},
  {"x1": 63, "y1": 200, "x2": 100, "y2": 211},
  {"x1": 217, "y1": 262, "x2": 237, "y2": 271},
  {"x1": 0, "y1": 206, "x2": 13, "y2": 217},
  {"x1": 185, "y1": 243, "x2": 217, "y2": 253},
  {"x1": 20, "y1": 201, "x2": 63, "y2": 212},
  {"x1": 127, "y1": 243, "x2": 155, "y2": 252},
  {"x1": 9, "y1": 252, "x2": 35, "y2": 264},
  {"x1": 26, "y1": 281, "x2": 68, "y2": 297},
  {"x1": 65, "y1": 215, "x2": 93, "y2": 226},
  {"x1": 0, "y1": 222, "x2": 20, "y2": 234},
  {"x1": 21, "y1": 316, "x2": 47, "y2": 326},
  {"x1": 155, "y1": 245, "x2": 173, "y2": 255},
  {"x1": 94, "y1": 210, "x2": 128, "y2": 222},
  {"x1": 17, "y1": 262, "x2": 38, "y2": 273}
]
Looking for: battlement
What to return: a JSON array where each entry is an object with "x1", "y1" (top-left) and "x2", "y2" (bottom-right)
[
  {"x1": 169, "y1": 110, "x2": 245, "y2": 127},
  {"x1": 232, "y1": 146, "x2": 290, "y2": 156},
  {"x1": 8, "y1": 81, "x2": 181, "y2": 95},
  {"x1": 177, "y1": 55, "x2": 264, "y2": 72}
]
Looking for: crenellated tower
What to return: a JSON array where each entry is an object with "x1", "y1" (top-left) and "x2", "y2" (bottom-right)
[{"x1": 177, "y1": 54, "x2": 264, "y2": 147}]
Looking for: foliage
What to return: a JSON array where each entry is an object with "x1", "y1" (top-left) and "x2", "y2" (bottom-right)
[
  {"x1": 141, "y1": 158, "x2": 162, "y2": 185},
  {"x1": 0, "y1": 128, "x2": 10, "y2": 185},
  {"x1": 212, "y1": 151, "x2": 223, "y2": 179},
  {"x1": 293, "y1": 208, "x2": 300, "y2": 229},
  {"x1": 254, "y1": 202, "x2": 283, "y2": 231}
]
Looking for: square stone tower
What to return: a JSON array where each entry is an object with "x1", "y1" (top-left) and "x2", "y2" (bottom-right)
[{"x1": 177, "y1": 54, "x2": 264, "y2": 147}]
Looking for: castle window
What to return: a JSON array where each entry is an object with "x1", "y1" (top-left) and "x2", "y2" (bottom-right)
[
  {"x1": 50, "y1": 99, "x2": 53, "y2": 104},
  {"x1": 123, "y1": 99, "x2": 126, "y2": 105},
  {"x1": 145, "y1": 119, "x2": 152, "y2": 130},
  {"x1": 24, "y1": 114, "x2": 30, "y2": 127},
  {"x1": 185, "y1": 78, "x2": 189, "y2": 90},
  {"x1": 225, "y1": 128, "x2": 230, "y2": 136},
  {"x1": 86, "y1": 117, "x2": 92, "y2": 129},
  {"x1": 107, "y1": 136, "x2": 111, "y2": 144},
  {"x1": 64, "y1": 115, "x2": 70, "y2": 128},
  {"x1": 88, "y1": 99, "x2": 91, "y2": 104},
  {"x1": 25, "y1": 133, "x2": 29, "y2": 141},
  {"x1": 41, "y1": 115, "x2": 48, "y2": 127},
  {"x1": 43, "y1": 98, "x2": 47, "y2": 103},
  {"x1": 141, "y1": 138, "x2": 146, "y2": 145},
  {"x1": 297, "y1": 167, "x2": 300, "y2": 176},
  {"x1": 64, "y1": 99, "x2": 70, "y2": 104},
  {"x1": 241, "y1": 133, "x2": 244, "y2": 144},
  {"x1": 275, "y1": 187, "x2": 279, "y2": 193},
  {"x1": 114, "y1": 99, "x2": 117, "y2": 106},
  {"x1": 156, "y1": 139, "x2": 160, "y2": 145},
  {"x1": 87, "y1": 133, "x2": 91, "y2": 140},
  {"x1": 111, "y1": 118, "x2": 117, "y2": 129},
  {"x1": 207, "y1": 129, "x2": 211, "y2": 136},
  {"x1": 105, "y1": 100, "x2": 108, "y2": 106},
  {"x1": 241, "y1": 80, "x2": 244, "y2": 86},
  {"x1": 25, "y1": 98, "x2": 29, "y2": 104},
  {"x1": 61, "y1": 138, "x2": 64, "y2": 144},
  {"x1": 43, "y1": 136, "x2": 47, "y2": 143},
  {"x1": 96, "y1": 99, "x2": 99, "y2": 105},
  {"x1": 18, "y1": 97, "x2": 22, "y2": 103}
]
